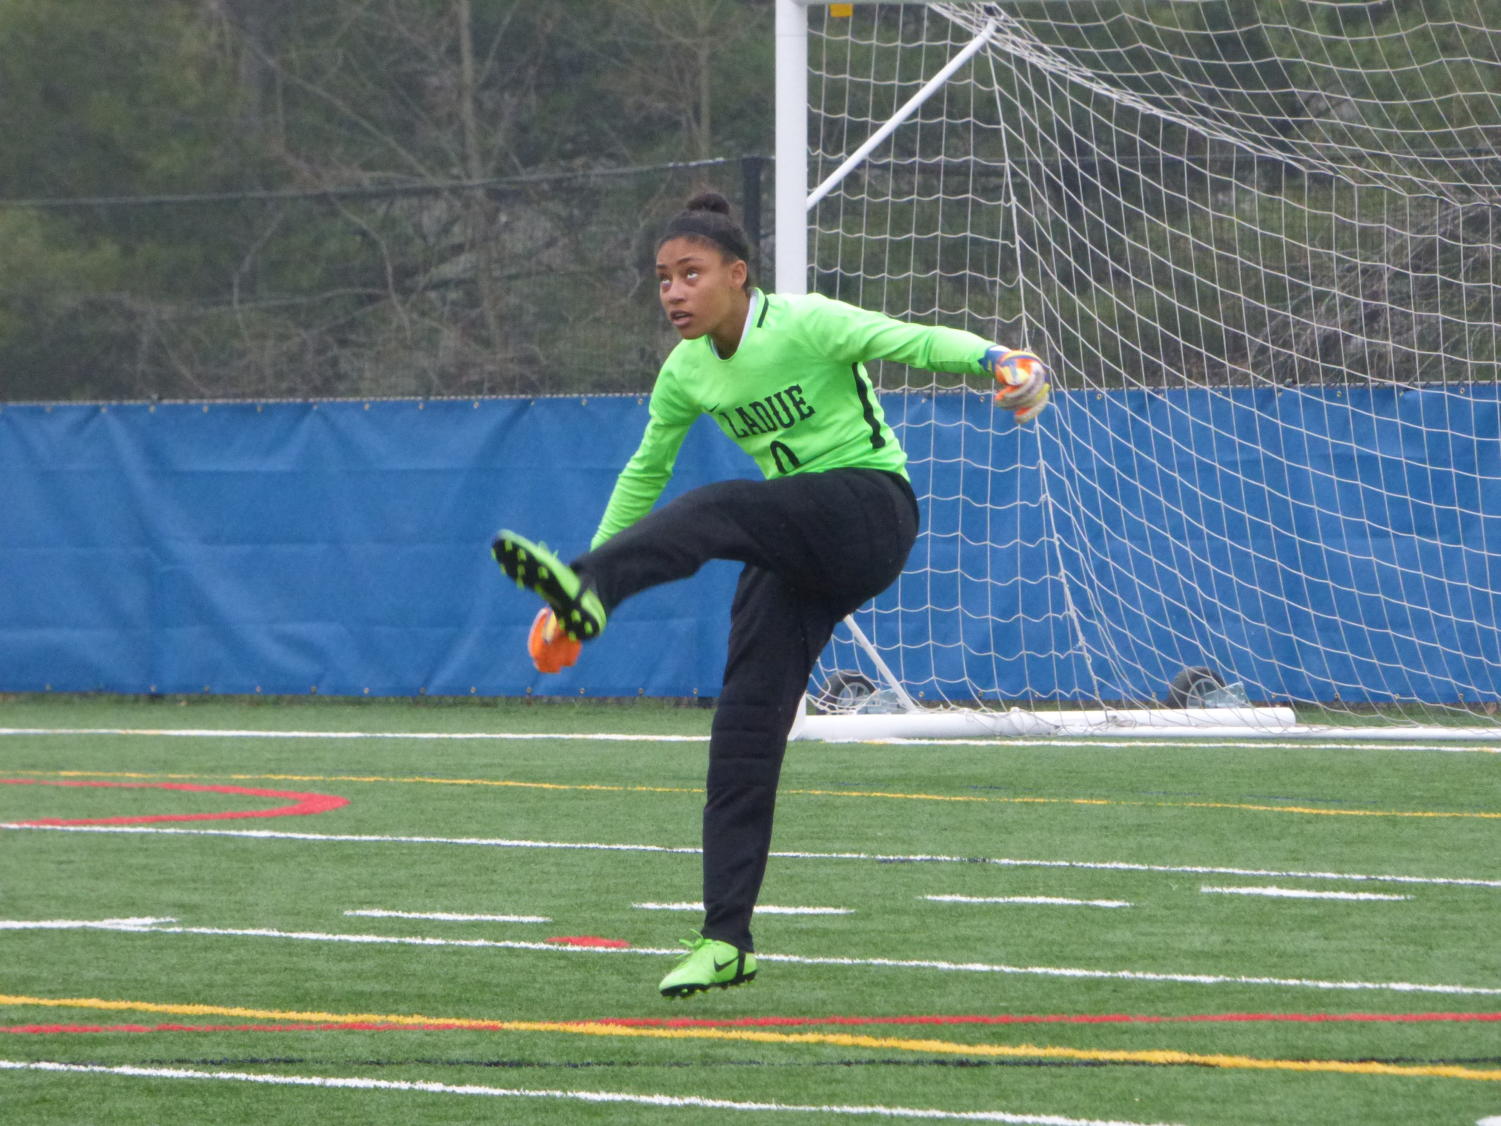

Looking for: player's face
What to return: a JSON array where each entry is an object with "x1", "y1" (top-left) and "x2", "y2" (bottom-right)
[{"x1": 656, "y1": 237, "x2": 748, "y2": 344}]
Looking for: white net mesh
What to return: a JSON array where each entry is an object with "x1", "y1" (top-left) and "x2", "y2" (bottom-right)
[{"x1": 807, "y1": 1, "x2": 1501, "y2": 726}]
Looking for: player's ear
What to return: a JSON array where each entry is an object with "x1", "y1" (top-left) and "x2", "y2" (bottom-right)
[{"x1": 728, "y1": 257, "x2": 748, "y2": 289}]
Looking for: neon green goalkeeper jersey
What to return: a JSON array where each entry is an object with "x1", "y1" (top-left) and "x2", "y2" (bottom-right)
[{"x1": 591, "y1": 289, "x2": 992, "y2": 548}]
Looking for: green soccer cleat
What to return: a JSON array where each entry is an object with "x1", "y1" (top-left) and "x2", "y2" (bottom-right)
[
  {"x1": 658, "y1": 933, "x2": 757, "y2": 998},
  {"x1": 491, "y1": 530, "x2": 607, "y2": 642}
]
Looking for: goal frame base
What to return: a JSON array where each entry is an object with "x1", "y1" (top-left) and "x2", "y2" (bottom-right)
[
  {"x1": 791, "y1": 706, "x2": 1501, "y2": 741},
  {"x1": 794, "y1": 704, "x2": 1293, "y2": 741}
]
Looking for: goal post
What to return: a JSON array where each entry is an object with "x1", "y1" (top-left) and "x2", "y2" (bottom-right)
[
  {"x1": 778, "y1": 1, "x2": 1501, "y2": 739},
  {"x1": 773, "y1": 0, "x2": 810, "y2": 295}
]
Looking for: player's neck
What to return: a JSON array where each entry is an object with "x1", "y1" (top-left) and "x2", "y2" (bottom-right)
[{"x1": 709, "y1": 290, "x2": 753, "y2": 358}]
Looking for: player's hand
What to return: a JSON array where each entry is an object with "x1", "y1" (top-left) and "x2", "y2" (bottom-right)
[{"x1": 981, "y1": 346, "x2": 1050, "y2": 423}]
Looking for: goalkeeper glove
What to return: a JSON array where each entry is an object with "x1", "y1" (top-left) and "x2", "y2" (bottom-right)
[{"x1": 981, "y1": 346, "x2": 1050, "y2": 423}]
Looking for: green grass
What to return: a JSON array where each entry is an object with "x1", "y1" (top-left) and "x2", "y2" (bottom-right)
[{"x1": 2, "y1": 696, "x2": 1499, "y2": 1125}]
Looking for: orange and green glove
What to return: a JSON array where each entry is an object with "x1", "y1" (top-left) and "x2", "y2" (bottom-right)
[{"x1": 981, "y1": 346, "x2": 1051, "y2": 423}]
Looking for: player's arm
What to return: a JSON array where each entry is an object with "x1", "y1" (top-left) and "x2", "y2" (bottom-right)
[
  {"x1": 798, "y1": 293, "x2": 1050, "y2": 423},
  {"x1": 589, "y1": 371, "x2": 698, "y2": 549}
]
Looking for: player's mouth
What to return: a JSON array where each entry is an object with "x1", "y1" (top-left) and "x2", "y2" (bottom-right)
[{"x1": 668, "y1": 310, "x2": 693, "y2": 330}]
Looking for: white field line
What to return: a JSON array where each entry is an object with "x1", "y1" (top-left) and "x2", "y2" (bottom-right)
[
  {"x1": 1201, "y1": 886, "x2": 1412, "y2": 902},
  {"x1": 0, "y1": 727, "x2": 703, "y2": 743},
  {"x1": 0, "y1": 917, "x2": 176, "y2": 931},
  {"x1": 133, "y1": 923, "x2": 676, "y2": 955},
  {"x1": 926, "y1": 895, "x2": 1131, "y2": 909},
  {"x1": 0, "y1": 1061, "x2": 1183, "y2": 1125},
  {"x1": 8, "y1": 822, "x2": 1499, "y2": 890},
  {"x1": 863, "y1": 736, "x2": 1501, "y2": 751},
  {"x1": 0, "y1": 726, "x2": 1495, "y2": 752},
  {"x1": 8, "y1": 918, "x2": 1500, "y2": 997},
  {"x1": 344, "y1": 909, "x2": 551, "y2": 923},
  {"x1": 0, "y1": 824, "x2": 693, "y2": 855},
  {"x1": 634, "y1": 902, "x2": 854, "y2": 915}
]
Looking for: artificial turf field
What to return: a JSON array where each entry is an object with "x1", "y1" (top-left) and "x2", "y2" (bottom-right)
[{"x1": 2, "y1": 696, "x2": 1499, "y2": 1125}]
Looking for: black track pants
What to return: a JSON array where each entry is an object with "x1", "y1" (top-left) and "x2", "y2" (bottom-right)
[{"x1": 571, "y1": 467, "x2": 919, "y2": 951}]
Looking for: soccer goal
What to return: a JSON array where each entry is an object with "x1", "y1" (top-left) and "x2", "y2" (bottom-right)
[{"x1": 778, "y1": 0, "x2": 1501, "y2": 740}]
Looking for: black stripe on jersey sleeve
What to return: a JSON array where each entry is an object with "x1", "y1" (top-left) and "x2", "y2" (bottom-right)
[{"x1": 851, "y1": 363, "x2": 886, "y2": 450}]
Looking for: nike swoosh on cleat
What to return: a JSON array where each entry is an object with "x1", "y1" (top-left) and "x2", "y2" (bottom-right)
[{"x1": 713, "y1": 957, "x2": 739, "y2": 973}]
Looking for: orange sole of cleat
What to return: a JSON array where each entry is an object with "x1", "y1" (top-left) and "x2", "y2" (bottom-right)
[{"x1": 528, "y1": 607, "x2": 581, "y2": 674}]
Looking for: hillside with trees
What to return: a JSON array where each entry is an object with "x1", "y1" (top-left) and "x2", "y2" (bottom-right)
[
  {"x1": 0, "y1": 0, "x2": 774, "y2": 400},
  {"x1": 0, "y1": 0, "x2": 1495, "y2": 401}
]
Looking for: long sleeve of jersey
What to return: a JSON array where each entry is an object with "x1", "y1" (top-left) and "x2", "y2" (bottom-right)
[
  {"x1": 793, "y1": 292, "x2": 993, "y2": 375},
  {"x1": 588, "y1": 376, "x2": 698, "y2": 549},
  {"x1": 589, "y1": 291, "x2": 997, "y2": 549}
]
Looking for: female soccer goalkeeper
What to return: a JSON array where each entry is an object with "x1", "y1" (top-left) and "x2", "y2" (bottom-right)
[{"x1": 493, "y1": 191, "x2": 1048, "y2": 998}]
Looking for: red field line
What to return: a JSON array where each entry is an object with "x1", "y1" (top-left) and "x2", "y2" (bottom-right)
[{"x1": 1, "y1": 778, "x2": 347, "y2": 825}]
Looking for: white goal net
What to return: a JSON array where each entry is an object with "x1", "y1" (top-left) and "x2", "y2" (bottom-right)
[{"x1": 797, "y1": 1, "x2": 1501, "y2": 736}]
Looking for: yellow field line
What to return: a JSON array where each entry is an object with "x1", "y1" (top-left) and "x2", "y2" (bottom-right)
[
  {"x1": 4, "y1": 993, "x2": 1500, "y2": 1082},
  {"x1": 8, "y1": 768, "x2": 1498, "y2": 820}
]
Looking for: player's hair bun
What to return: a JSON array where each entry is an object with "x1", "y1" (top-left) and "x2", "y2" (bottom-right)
[
  {"x1": 659, "y1": 189, "x2": 753, "y2": 288},
  {"x1": 684, "y1": 190, "x2": 733, "y2": 216}
]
